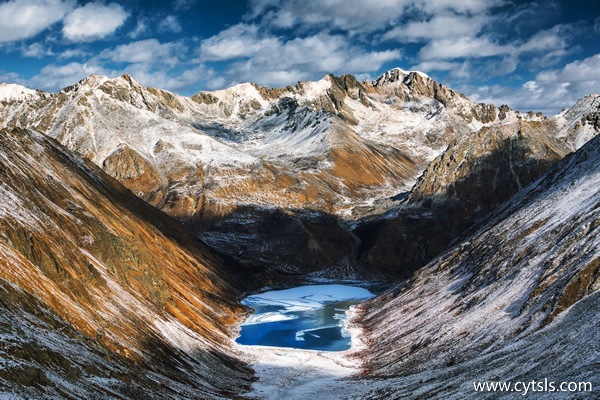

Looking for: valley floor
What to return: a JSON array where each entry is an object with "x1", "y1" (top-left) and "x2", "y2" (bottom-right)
[{"x1": 237, "y1": 345, "x2": 359, "y2": 400}]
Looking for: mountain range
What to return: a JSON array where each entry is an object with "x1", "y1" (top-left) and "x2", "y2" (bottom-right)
[{"x1": 0, "y1": 68, "x2": 598, "y2": 398}]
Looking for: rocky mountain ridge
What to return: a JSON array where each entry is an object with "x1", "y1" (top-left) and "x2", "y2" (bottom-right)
[
  {"x1": 0, "y1": 68, "x2": 570, "y2": 277},
  {"x1": 1, "y1": 70, "x2": 599, "y2": 278}
]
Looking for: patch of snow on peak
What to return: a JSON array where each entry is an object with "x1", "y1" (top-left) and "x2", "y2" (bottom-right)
[
  {"x1": 0, "y1": 83, "x2": 38, "y2": 101},
  {"x1": 301, "y1": 78, "x2": 331, "y2": 101},
  {"x1": 554, "y1": 93, "x2": 600, "y2": 150},
  {"x1": 77, "y1": 74, "x2": 110, "y2": 89},
  {"x1": 214, "y1": 82, "x2": 262, "y2": 100}
]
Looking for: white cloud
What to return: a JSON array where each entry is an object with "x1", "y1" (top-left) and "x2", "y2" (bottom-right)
[
  {"x1": 464, "y1": 53, "x2": 600, "y2": 115},
  {"x1": 199, "y1": 24, "x2": 279, "y2": 61},
  {"x1": 199, "y1": 24, "x2": 401, "y2": 88},
  {"x1": 0, "y1": 71, "x2": 20, "y2": 84},
  {"x1": 249, "y1": 0, "x2": 411, "y2": 32},
  {"x1": 384, "y1": 15, "x2": 488, "y2": 42},
  {"x1": 173, "y1": 0, "x2": 197, "y2": 11},
  {"x1": 158, "y1": 15, "x2": 182, "y2": 33},
  {"x1": 416, "y1": 22, "x2": 575, "y2": 78},
  {"x1": 58, "y1": 48, "x2": 88, "y2": 59},
  {"x1": 248, "y1": 0, "x2": 501, "y2": 33},
  {"x1": 124, "y1": 64, "x2": 214, "y2": 92},
  {"x1": 0, "y1": 0, "x2": 74, "y2": 43},
  {"x1": 536, "y1": 54, "x2": 600, "y2": 84},
  {"x1": 99, "y1": 39, "x2": 183, "y2": 67},
  {"x1": 27, "y1": 61, "x2": 116, "y2": 91},
  {"x1": 128, "y1": 19, "x2": 148, "y2": 39},
  {"x1": 523, "y1": 80, "x2": 542, "y2": 95},
  {"x1": 412, "y1": 60, "x2": 472, "y2": 79},
  {"x1": 62, "y1": 2, "x2": 128, "y2": 42},
  {"x1": 517, "y1": 24, "x2": 578, "y2": 67},
  {"x1": 22, "y1": 42, "x2": 53, "y2": 58},
  {"x1": 419, "y1": 37, "x2": 512, "y2": 60}
]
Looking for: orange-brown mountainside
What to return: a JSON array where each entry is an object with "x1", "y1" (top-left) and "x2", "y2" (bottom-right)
[{"x1": 0, "y1": 127, "x2": 252, "y2": 398}]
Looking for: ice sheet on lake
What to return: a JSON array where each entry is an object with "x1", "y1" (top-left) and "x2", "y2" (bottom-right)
[
  {"x1": 241, "y1": 284, "x2": 374, "y2": 313},
  {"x1": 243, "y1": 312, "x2": 299, "y2": 325}
]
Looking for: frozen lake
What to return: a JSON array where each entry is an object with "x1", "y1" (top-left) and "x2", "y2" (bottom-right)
[{"x1": 236, "y1": 284, "x2": 375, "y2": 351}]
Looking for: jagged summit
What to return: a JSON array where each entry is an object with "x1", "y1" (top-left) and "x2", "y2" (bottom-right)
[
  {"x1": 72, "y1": 73, "x2": 110, "y2": 88},
  {"x1": 371, "y1": 67, "x2": 430, "y2": 87},
  {"x1": 555, "y1": 92, "x2": 600, "y2": 150}
]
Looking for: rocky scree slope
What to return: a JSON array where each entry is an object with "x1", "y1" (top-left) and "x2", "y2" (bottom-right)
[
  {"x1": 0, "y1": 127, "x2": 252, "y2": 399},
  {"x1": 0, "y1": 68, "x2": 527, "y2": 278},
  {"x1": 350, "y1": 133, "x2": 600, "y2": 398}
]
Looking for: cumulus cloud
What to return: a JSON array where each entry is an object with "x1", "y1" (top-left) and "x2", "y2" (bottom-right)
[
  {"x1": 22, "y1": 42, "x2": 53, "y2": 58},
  {"x1": 419, "y1": 37, "x2": 513, "y2": 60},
  {"x1": 248, "y1": 0, "x2": 502, "y2": 33},
  {"x1": 536, "y1": 54, "x2": 600, "y2": 84},
  {"x1": 58, "y1": 48, "x2": 88, "y2": 60},
  {"x1": 200, "y1": 24, "x2": 279, "y2": 61},
  {"x1": 124, "y1": 64, "x2": 213, "y2": 92},
  {"x1": 128, "y1": 19, "x2": 148, "y2": 39},
  {"x1": 199, "y1": 24, "x2": 401, "y2": 88},
  {"x1": 62, "y1": 2, "x2": 128, "y2": 42},
  {"x1": 0, "y1": 0, "x2": 74, "y2": 43},
  {"x1": 464, "y1": 53, "x2": 600, "y2": 115},
  {"x1": 384, "y1": 15, "x2": 488, "y2": 42},
  {"x1": 173, "y1": 0, "x2": 198, "y2": 11}
]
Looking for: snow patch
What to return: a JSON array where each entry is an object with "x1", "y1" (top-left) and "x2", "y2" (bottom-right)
[{"x1": 0, "y1": 83, "x2": 39, "y2": 101}]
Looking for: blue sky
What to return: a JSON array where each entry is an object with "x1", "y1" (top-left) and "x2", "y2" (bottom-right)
[{"x1": 1, "y1": 0, "x2": 600, "y2": 114}]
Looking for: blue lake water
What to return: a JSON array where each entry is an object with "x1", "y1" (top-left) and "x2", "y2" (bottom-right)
[{"x1": 236, "y1": 284, "x2": 375, "y2": 351}]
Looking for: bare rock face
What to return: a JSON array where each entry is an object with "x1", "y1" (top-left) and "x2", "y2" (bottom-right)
[
  {"x1": 0, "y1": 127, "x2": 252, "y2": 398},
  {"x1": 354, "y1": 134, "x2": 600, "y2": 397},
  {"x1": 102, "y1": 143, "x2": 166, "y2": 206}
]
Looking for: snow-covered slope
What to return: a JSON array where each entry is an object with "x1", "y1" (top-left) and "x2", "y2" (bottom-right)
[
  {"x1": 355, "y1": 119, "x2": 573, "y2": 279},
  {"x1": 555, "y1": 93, "x2": 600, "y2": 150},
  {"x1": 0, "y1": 69, "x2": 524, "y2": 217},
  {"x1": 350, "y1": 133, "x2": 600, "y2": 398}
]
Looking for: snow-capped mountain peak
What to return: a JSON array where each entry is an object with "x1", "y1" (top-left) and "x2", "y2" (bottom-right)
[
  {"x1": 74, "y1": 74, "x2": 111, "y2": 89},
  {"x1": 371, "y1": 67, "x2": 430, "y2": 87}
]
